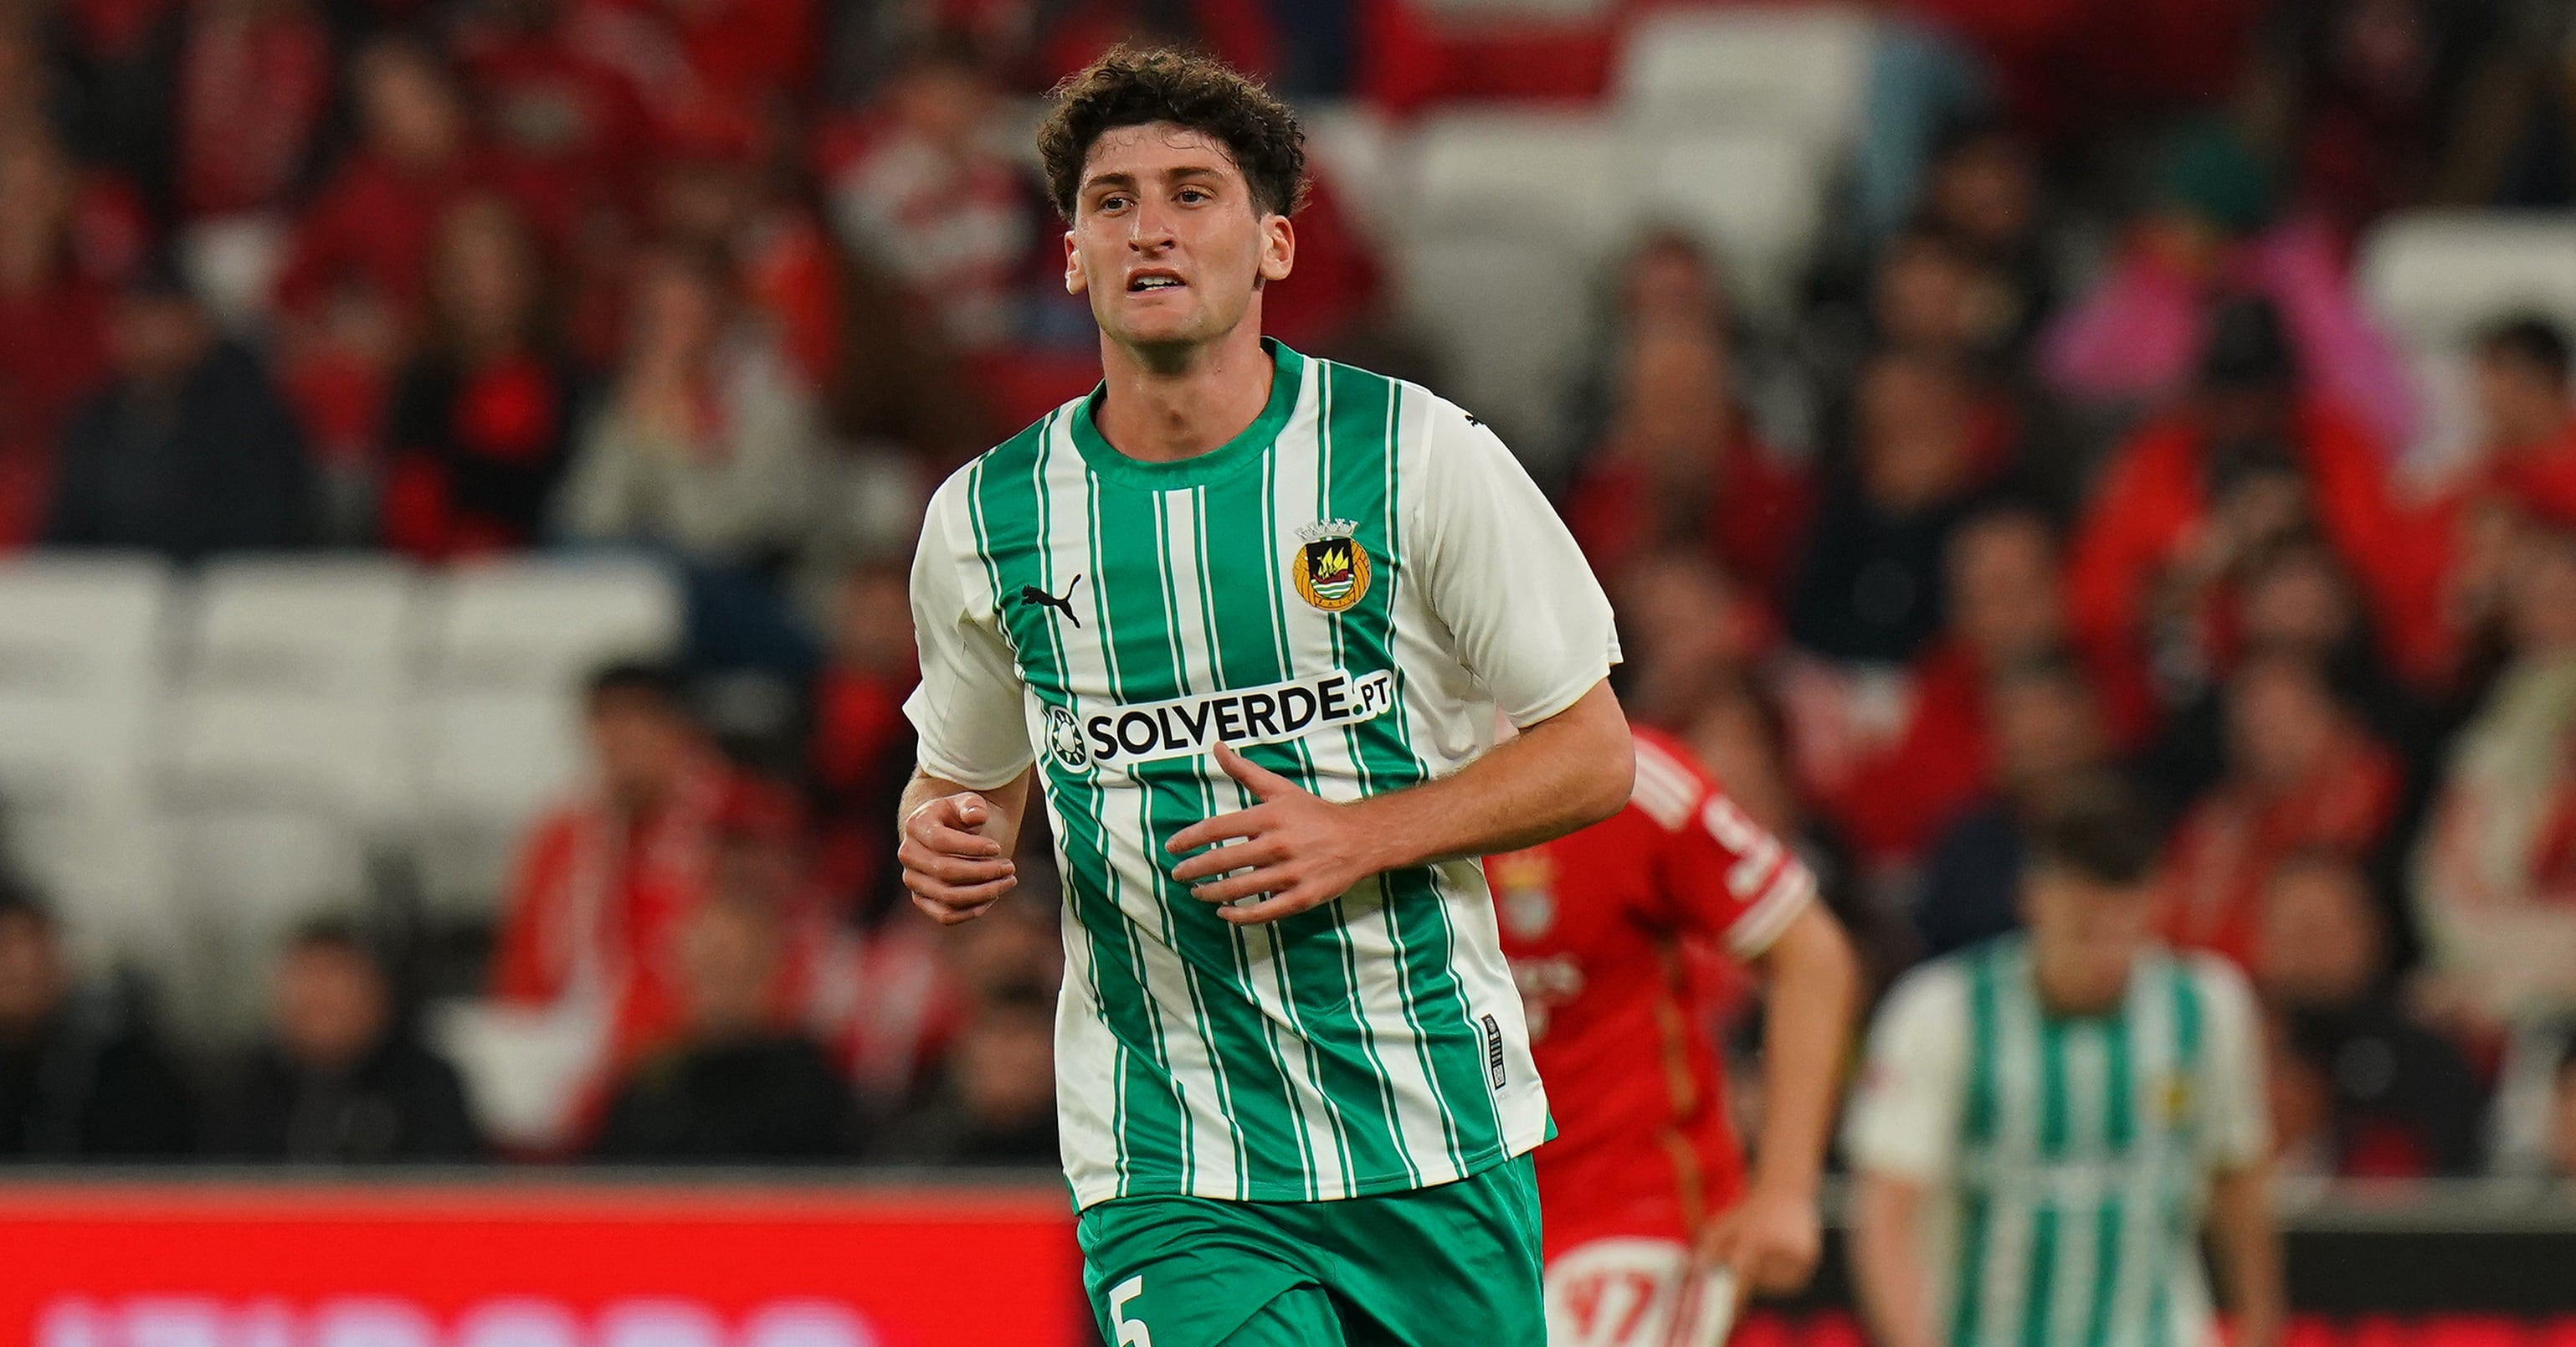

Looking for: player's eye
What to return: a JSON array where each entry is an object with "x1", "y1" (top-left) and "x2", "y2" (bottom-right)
[
  {"x1": 1178, "y1": 187, "x2": 1211, "y2": 204},
  {"x1": 1097, "y1": 193, "x2": 1131, "y2": 212}
]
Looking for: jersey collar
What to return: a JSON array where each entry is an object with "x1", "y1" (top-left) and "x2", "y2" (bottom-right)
[{"x1": 1070, "y1": 337, "x2": 1305, "y2": 491}]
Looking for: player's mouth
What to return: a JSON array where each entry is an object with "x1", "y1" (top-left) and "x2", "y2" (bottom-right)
[{"x1": 1126, "y1": 270, "x2": 1186, "y2": 294}]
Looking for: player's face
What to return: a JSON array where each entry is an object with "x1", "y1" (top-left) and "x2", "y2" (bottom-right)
[
  {"x1": 2023, "y1": 866, "x2": 2160, "y2": 1013},
  {"x1": 1064, "y1": 123, "x2": 1294, "y2": 356}
]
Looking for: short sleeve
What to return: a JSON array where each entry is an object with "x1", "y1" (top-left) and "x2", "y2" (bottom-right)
[
  {"x1": 2191, "y1": 956, "x2": 2271, "y2": 1170},
  {"x1": 903, "y1": 474, "x2": 1034, "y2": 790},
  {"x1": 1637, "y1": 738, "x2": 1815, "y2": 960},
  {"x1": 1410, "y1": 400, "x2": 1620, "y2": 727},
  {"x1": 1844, "y1": 964, "x2": 1971, "y2": 1182}
]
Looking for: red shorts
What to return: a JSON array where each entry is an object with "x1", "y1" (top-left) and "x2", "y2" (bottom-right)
[{"x1": 1542, "y1": 1236, "x2": 1738, "y2": 1347}]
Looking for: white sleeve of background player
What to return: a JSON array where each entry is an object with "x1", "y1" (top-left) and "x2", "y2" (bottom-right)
[
  {"x1": 2192, "y1": 954, "x2": 2273, "y2": 1170},
  {"x1": 1410, "y1": 399, "x2": 1621, "y2": 727},
  {"x1": 902, "y1": 475, "x2": 1034, "y2": 791},
  {"x1": 1844, "y1": 963, "x2": 1971, "y2": 1183}
]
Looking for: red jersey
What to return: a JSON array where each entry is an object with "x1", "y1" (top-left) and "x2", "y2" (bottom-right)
[{"x1": 1491, "y1": 729, "x2": 1816, "y2": 1255}]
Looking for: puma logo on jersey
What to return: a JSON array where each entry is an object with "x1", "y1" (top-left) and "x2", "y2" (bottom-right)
[{"x1": 1018, "y1": 574, "x2": 1083, "y2": 626}]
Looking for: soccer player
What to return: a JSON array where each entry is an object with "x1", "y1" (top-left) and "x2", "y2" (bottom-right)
[
  {"x1": 895, "y1": 49, "x2": 1634, "y2": 1347},
  {"x1": 1845, "y1": 785, "x2": 2285, "y2": 1347},
  {"x1": 1490, "y1": 728, "x2": 1859, "y2": 1346}
]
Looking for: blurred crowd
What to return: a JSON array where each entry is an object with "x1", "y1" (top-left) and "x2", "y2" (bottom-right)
[{"x1": 4, "y1": 0, "x2": 2576, "y2": 1180}]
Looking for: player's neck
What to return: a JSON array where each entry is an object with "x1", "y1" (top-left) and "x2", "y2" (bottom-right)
[
  {"x1": 2030, "y1": 949, "x2": 2128, "y2": 1019},
  {"x1": 1095, "y1": 321, "x2": 1274, "y2": 464}
]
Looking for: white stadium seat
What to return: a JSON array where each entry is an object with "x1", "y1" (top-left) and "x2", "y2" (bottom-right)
[
  {"x1": 0, "y1": 553, "x2": 170, "y2": 695},
  {"x1": 1403, "y1": 111, "x2": 1634, "y2": 256},
  {"x1": 427, "y1": 556, "x2": 683, "y2": 689},
  {"x1": 163, "y1": 688, "x2": 410, "y2": 828},
  {"x1": 167, "y1": 805, "x2": 370, "y2": 1042},
  {"x1": 3, "y1": 805, "x2": 182, "y2": 985},
  {"x1": 188, "y1": 556, "x2": 419, "y2": 697},
  {"x1": 412, "y1": 686, "x2": 586, "y2": 917},
  {"x1": 1301, "y1": 101, "x2": 1399, "y2": 243},
  {"x1": 1398, "y1": 234, "x2": 1595, "y2": 476},
  {"x1": 1637, "y1": 131, "x2": 1826, "y2": 323},
  {"x1": 2358, "y1": 212, "x2": 2576, "y2": 348},
  {"x1": 1615, "y1": 6, "x2": 1877, "y2": 162}
]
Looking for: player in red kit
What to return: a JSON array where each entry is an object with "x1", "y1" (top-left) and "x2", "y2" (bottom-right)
[{"x1": 1491, "y1": 729, "x2": 1860, "y2": 1346}]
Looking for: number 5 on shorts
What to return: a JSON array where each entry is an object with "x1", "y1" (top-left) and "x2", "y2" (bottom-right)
[{"x1": 1111, "y1": 1275, "x2": 1153, "y2": 1346}]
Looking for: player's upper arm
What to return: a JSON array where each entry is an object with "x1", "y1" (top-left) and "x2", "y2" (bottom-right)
[
  {"x1": 1409, "y1": 397, "x2": 1620, "y2": 727},
  {"x1": 903, "y1": 472, "x2": 1034, "y2": 791},
  {"x1": 2190, "y1": 954, "x2": 2272, "y2": 1170},
  {"x1": 1844, "y1": 963, "x2": 1972, "y2": 1183},
  {"x1": 1639, "y1": 738, "x2": 1816, "y2": 959}
]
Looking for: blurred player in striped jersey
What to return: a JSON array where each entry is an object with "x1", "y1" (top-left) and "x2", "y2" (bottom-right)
[
  {"x1": 1845, "y1": 784, "x2": 2284, "y2": 1347},
  {"x1": 1489, "y1": 728, "x2": 1860, "y2": 1346}
]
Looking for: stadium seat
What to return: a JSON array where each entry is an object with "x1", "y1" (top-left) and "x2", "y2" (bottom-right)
[
  {"x1": 0, "y1": 556, "x2": 171, "y2": 816},
  {"x1": 1614, "y1": 6, "x2": 1878, "y2": 162},
  {"x1": 167, "y1": 805, "x2": 369, "y2": 1041},
  {"x1": 427, "y1": 995, "x2": 613, "y2": 1152},
  {"x1": 1301, "y1": 101, "x2": 1398, "y2": 243},
  {"x1": 1396, "y1": 234, "x2": 1594, "y2": 476},
  {"x1": 3, "y1": 805, "x2": 183, "y2": 984},
  {"x1": 163, "y1": 688, "x2": 410, "y2": 830},
  {"x1": 1401, "y1": 111, "x2": 1633, "y2": 257},
  {"x1": 411, "y1": 686, "x2": 585, "y2": 917},
  {"x1": 187, "y1": 556, "x2": 419, "y2": 697},
  {"x1": 1637, "y1": 130, "x2": 1825, "y2": 323},
  {"x1": 425, "y1": 556, "x2": 683, "y2": 690},
  {"x1": 2358, "y1": 213, "x2": 2576, "y2": 348}
]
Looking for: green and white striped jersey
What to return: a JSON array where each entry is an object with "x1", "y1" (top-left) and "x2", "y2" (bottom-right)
[
  {"x1": 905, "y1": 340, "x2": 1621, "y2": 1209},
  {"x1": 1845, "y1": 938, "x2": 2269, "y2": 1347}
]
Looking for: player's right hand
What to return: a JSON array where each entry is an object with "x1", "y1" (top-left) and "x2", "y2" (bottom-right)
[{"x1": 899, "y1": 793, "x2": 1016, "y2": 926}]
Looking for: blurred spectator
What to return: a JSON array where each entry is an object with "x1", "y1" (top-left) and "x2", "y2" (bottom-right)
[
  {"x1": 450, "y1": 0, "x2": 658, "y2": 231},
  {"x1": 0, "y1": 888, "x2": 192, "y2": 1159},
  {"x1": 2553, "y1": 1043, "x2": 2576, "y2": 1182},
  {"x1": 557, "y1": 243, "x2": 822, "y2": 567},
  {"x1": 2164, "y1": 651, "x2": 2404, "y2": 969},
  {"x1": 2414, "y1": 317, "x2": 2576, "y2": 679},
  {"x1": 808, "y1": 558, "x2": 920, "y2": 925},
  {"x1": 1915, "y1": 123, "x2": 2055, "y2": 348},
  {"x1": 272, "y1": 35, "x2": 552, "y2": 468},
  {"x1": 44, "y1": 266, "x2": 314, "y2": 561},
  {"x1": 649, "y1": 0, "x2": 823, "y2": 115},
  {"x1": 172, "y1": 0, "x2": 331, "y2": 223},
  {"x1": 818, "y1": 32, "x2": 1037, "y2": 351},
  {"x1": 379, "y1": 194, "x2": 586, "y2": 558},
  {"x1": 208, "y1": 920, "x2": 482, "y2": 1163},
  {"x1": 1911, "y1": 656, "x2": 2116, "y2": 958},
  {"x1": 491, "y1": 662, "x2": 806, "y2": 1082},
  {"x1": 2068, "y1": 296, "x2": 2425, "y2": 721},
  {"x1": 1787, "y1": 348, "x2": 1990, "y2": 665},
  {"x1": 592, "y1": 892, "x2": 860, "y2": 1163},
  {"x1": 648, "y1": 110, "x2": 843, "y2": 391},
  {"x1": 1811, "y1": 506, "x2": 2074, "y2": 868},
  {"x1": 872, "y1": 980, "x2": 1057, "y2": 1166},
  {"x1": 1565, "y1": 321, "x2": 1814, "y2": 605},
  {"x1": 2040, "y1": 122, "x2": 2419, "y2": 455},
  {"x1": 2254, "y1": 850, "x2": 2484, "y2": 1177},
  {"x1": 1609, "y1": 548, "x2": 1770, "y2": 733},
  {"x1": 1869, "y1": 228, "x2": 2024, "y2": 370},
  {"x1": 0, "y1": 128, "x2": 112, "y2": 545},
  {"x1": 2413, "y1": 520, "x2": 2576, "y2": 1025}
]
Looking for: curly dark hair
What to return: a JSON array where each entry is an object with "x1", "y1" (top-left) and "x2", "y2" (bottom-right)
[{"x1": 1036, "y1": 47, "x2": 1307, "y2": 222}]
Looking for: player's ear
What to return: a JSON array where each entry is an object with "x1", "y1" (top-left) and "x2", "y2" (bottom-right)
[
  {"x1": 1063, "y1": 229, "x2": 1087, "y2": 296},
  {"x1": 1257, "y1": 213, "x2": 1294, "y2": 284}
]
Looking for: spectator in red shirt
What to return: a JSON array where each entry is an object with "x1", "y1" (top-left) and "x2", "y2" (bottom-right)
[
  {"x1": 818, "y1": 33, "x2": 1039, "y2": 352},
  {"x1": 1565, "y1": 321, "x2": 1814, "y2": 605},
  {"x1": 451, "y1": 0, "x2": 658, "y2": 227},
  {"x1": 172, "y1": 0, "x2": 332, "y2": 222},
  {"x1": 0, "y1": 128, "x2": 112, "y2": 545},
  {"x1": 649, "y1": 108, "x2": 844, "y2": 392},
  {"x1": 2068, "y1": 296, "x2": 2419, "y2": 728},
  {"x1": 2163, "y1": 650, "x2": 2404, "y2": 970},
  {"x1": 272, "y1": 36, "x2": 553, "y2": 468},
  {"x1": 491, "y1": 662, "x2": 807, "y2": 1097},
  {"x1": 1818, "y1": 504, "x2": 2070, "y2": 866},
  {"x1": 380, "y1": 193, "x2": 588, "y2": 559}
]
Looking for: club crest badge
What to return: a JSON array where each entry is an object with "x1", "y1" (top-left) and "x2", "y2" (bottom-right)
[{"x1": 1293, "y1": 518, "x2": 1372, "y2": 614}]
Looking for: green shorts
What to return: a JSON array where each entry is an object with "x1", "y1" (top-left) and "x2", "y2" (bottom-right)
[{"x1": 1075, "y1": 1154, "x2": 1546, "y2": 1347}]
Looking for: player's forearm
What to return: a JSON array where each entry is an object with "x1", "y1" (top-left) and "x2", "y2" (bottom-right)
[
  {"x1": 1748, "y1": 907, "x2": 1860, "y2": 1200},
  {"x1": 900, "y1": 767, "x2": 1032, "y2": 854},
  {"x1": 1347, "y1": 680, "x2": 1631, "y2": 872},
  {"x1": 1850, "y1": 1175, "x2": 1939, "y2": 1347},
  {"x1": 2208, "y1": 1164, "x2": 2285, "y2": 1347}
]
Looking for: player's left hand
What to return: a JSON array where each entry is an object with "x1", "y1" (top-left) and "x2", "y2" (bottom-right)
[
  {"x1": 1165, "y1": 742, "x2": 1381, "y2": 925},
  {"x1": 1696, "y1": 1181, "x2": 1822, "y2": 1301}
]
